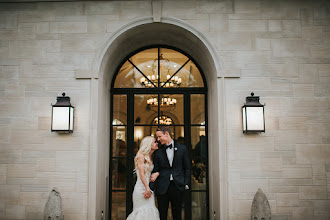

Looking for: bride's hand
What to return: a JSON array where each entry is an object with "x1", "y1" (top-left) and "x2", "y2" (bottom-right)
[
  {"x1": 150, "y1": 172, "x2": 159, "y2": 182},
  {"x1": 143, "y1": 189, "x2": 152, "y2": 199}
]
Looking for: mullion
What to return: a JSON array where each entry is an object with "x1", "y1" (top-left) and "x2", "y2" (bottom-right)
[
  {"x1": 158, "y1": 47, "x2": 160, "y2": 87},
  {"x1": 184, "y1": 93, "x2": 192, "y2": 220},
  {"x1": 157, "y1": 48, "x2": 161, "y2": 123},
  {"x1": 111, "y1": 88, "x2": 207, "y2": 94},
  {"x1": 157, "y1": 94, "x2": 160, "y2": 126},
  {"x1": 126, "y1": 93, "x2": 135, "y2": 217},
  {"x1": 192, "y1": 156, "x2": 207, "y2": 160},
  {"x1": 133, "y1": 124, "x2": 185, "y2": 126}
]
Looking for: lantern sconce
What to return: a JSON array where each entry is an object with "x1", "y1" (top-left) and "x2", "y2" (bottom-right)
[
  {"x1": 242, "y1": 92, "x2": 265, "y2": 133},
  {"x1": 51, "y1": 93, "x2": 74, "y2": 133}
]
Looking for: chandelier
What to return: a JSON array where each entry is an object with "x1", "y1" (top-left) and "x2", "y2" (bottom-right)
[
  {"x1": 140, "y1": 54, "x2": 182, "y2": 88},
  {"x1": 153, "y1": 115, "x2": 173, "y2": 125},
  {"x1": 147, "y1": 96, "x2": 177, "y2": 111}
]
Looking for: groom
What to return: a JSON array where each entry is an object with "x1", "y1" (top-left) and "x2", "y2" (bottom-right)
[{"x1": 149, "y1": 126, "x2": 191, "y2": 220}]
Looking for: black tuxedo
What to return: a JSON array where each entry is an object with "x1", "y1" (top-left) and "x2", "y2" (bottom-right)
[{"x1": 150, "y1": 141, "x2": 191, "y2": 220}]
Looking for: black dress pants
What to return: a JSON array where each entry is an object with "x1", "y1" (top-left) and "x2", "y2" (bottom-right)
[{"x1": 157, "y1": 181, "x2": 183, "y2": 220}]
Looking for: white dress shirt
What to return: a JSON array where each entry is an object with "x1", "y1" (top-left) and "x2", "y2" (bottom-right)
[{"x1": 166, "y1": 140, "x2": 174, "y2": 180}]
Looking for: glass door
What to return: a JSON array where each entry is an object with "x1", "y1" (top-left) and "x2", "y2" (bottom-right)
[{"x1": 110, "y1": 46, "x2": 208, "y2": 220}]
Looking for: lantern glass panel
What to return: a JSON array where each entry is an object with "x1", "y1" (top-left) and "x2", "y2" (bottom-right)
[
  {"x1": 69, "y1": 107, "x2": 74, "y2": 131},
  {"x1": 246, "y1": 106, "x2": 264, "y2": 131},
  {"x1": 242, "y1": 107, "x2": 246, "y2": 131},
  {"x1": 52, "y1": 107, "x2": 70, "y2": 130}
]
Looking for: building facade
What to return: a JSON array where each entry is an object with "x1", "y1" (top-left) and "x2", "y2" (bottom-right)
[{"x1": 0, "y1": 0, "x2": 329, "y2": 219}]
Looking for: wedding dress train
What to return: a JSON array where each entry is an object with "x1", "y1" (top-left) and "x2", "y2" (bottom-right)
[{"x1": 127, "y1": 164, "x2": 160, "y2": 220}]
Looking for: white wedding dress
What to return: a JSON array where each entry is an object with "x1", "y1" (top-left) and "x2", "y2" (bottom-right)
[{"x1": 127, "y1": 164, "x2": 160, "y2": 220}]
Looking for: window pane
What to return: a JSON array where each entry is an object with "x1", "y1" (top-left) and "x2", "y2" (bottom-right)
[
  {"x1": 130, "y1": 48, "x2": 158, "y2": 69},
  {"x1": 191, "y1": 126, "x2": 207, "y2": 190},
  {"x1": 112, "y1": 159, "x2": 127, "y2": 190},
  {"x1": 134, "y1": 126, "x2": 146, "y2": 155},
  {"x1": 134, "y1": 94, "x2": 158, "y2": 125},
  {"x1": 191, "y1": 94, "x2": 205, "y2": 125},
  {"x1": 191, "y1": 192, "x2": 207, "y2": 220},
  {"x1": 191, "y1": 126, "x2": 206, "y2": 158},
  {"x1": 115, "y1": 48, "x2": 158, "y2": 88},
  {"x1": 159, "y1": 48, "x2": 188, "y2": 88},
  {"x1": 132, "y1": 48, "x2": 158, "y2": 88},
  {"x1": 176, "y1": 60, "x2": 204, "y2": 87},
  {"x1": 113, "y1": 95, "x2": 127, "y2": 125},
  {"x1": 159, "y1": 94, "x2": 183, "y2": 125},
  {"x1": 135, "y1": 94, "x2": 183, "y2": 126},
  {"x1": 173, "y1": 126, "x2": 184, "y2": 142},
  {"x1": 114, "y1": 60, "x2": 136, "y2": 88},
  {"x1": 191, "y1": 158, "x2": 207, "y2": 190},
  {"x1": 112, "y1": 126, "x2": 127, "y2": 157},
  {"x1": 111, "y1": 192, "x2": 126, "y2": 220},
  {"x1": 142, "y1": 126, "x2": 158, "y2": 137}
]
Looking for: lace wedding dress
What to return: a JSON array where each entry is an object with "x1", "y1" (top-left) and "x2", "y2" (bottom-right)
[{"x1": 127, "y1": 164, "x2": 160, "y2": 220}]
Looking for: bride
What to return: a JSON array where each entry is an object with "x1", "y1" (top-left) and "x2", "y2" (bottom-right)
[{"x1": 127, "y1": 136, "x2": 160, "y2": 220}]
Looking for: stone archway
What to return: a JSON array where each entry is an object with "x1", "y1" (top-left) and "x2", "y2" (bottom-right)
[{"x1": 88, "y1": 18, "x2": 227, "y2": 220}]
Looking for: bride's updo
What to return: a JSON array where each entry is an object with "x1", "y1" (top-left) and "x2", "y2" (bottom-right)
[{"x1": 134, "y1": 136, "x2": 155, "y2": 174}]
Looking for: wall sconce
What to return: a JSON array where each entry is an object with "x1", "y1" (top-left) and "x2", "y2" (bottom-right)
[
  {"x1": 242, "y1": 92, "x2": 265, "y2": 133},
  {"x1": 51, "y1": 93, "x2": 74, "y2": 133}
]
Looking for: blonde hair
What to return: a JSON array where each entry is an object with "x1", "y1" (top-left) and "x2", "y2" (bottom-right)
[{"x1": 134, "y1": 136, "x2": 155, "y2": 174}]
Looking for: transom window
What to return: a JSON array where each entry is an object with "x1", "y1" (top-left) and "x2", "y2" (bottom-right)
[{"x1": 114, "y1": 48, "x2": 204, "y2": 88}]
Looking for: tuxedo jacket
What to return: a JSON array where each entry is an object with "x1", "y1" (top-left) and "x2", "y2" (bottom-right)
[{"x1": 150, "y1": 141, "x2": 191, "y2": 195}]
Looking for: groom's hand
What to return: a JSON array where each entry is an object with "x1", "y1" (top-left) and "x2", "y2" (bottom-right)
[
  {"x1": 143, "y1": 190, "x2": 152, "y2": 199},
  {"x1": 150, "y1": 172, "x2": 159, "y2": 182}
]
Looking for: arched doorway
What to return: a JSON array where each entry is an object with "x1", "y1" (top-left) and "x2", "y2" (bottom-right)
[{"x1": 110, "y1": 46, "x2": 208, "y2": 219}]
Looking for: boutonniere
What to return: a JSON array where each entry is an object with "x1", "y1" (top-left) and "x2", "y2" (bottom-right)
[{"x1": 174, "y1": 147, "x2": 177, "y2": 151}]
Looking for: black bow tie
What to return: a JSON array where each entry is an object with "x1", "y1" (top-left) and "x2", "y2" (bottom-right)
[{"x1": 166, "y1": 144, "x2": 173, "y2": 149}]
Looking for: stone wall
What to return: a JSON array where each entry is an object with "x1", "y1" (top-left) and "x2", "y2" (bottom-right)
[
  {"x1": 223, "y1": 1, "x2": 330, "y2": 219},
  {"x1": 0, "y1": 0, "x2": 329, "y2": 220}
]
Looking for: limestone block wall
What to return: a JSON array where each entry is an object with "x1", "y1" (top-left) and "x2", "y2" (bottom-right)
[
  {"x1": 221, "y1": 1, "x2": 330, "y2": 220},
  {"x1": 0, "y1": 1, "x2": 152, "y2": 220},
  {"x1": 0, "y1": 0, "x2": 329, "y2": 220},
  {"x1": 0, "y1": 2, "x2": 94, "y2": 220}
]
